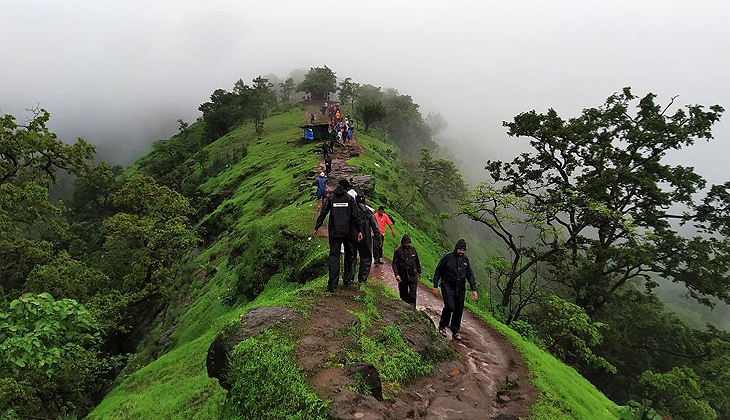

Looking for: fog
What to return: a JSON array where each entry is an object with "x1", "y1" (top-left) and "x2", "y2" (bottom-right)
[{"x1": 2, "y1": 0, "x2": 729, "y2": 176}]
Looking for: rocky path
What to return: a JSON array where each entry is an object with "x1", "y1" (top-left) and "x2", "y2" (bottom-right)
[
  {"x1": 370, "y1": 263, "x2": 535, "y2": 419},
  {"x1": 307, "y1": 103, "x2": 536, "y2": 419}
]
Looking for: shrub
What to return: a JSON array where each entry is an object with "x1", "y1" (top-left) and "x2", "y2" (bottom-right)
[{"x1": 221, "y1": 330, "x2": 327, "y2": 420}]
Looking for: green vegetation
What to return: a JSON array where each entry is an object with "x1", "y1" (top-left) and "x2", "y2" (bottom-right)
[{"x1": 221, "y1": 329, "x2": 328, "y2": 420}]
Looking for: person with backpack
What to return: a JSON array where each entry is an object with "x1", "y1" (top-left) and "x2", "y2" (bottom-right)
[
  {"x1": 314, "y1": 181, "x2": 364, "y2": 292},
  {"x1": 432, "y1": 239, "x2": 478, "y2": 340},
  {"x1": 373, "y1": 206, "x2": 395, "y2": 264},
  {"x1": 351, "y1": 196, "x2": 382, "y2": 283},
  {"x1": 392, "y1": 234, "x2": 421, "y2": 306}
]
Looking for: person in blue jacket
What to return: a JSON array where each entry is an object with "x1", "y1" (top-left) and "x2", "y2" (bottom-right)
[
  {"x1": 314, "y1": 172, "x2": 327, "y2": 201},
  {"x1": 432, "y1": 239, "x2": 478, "y2": 340}
]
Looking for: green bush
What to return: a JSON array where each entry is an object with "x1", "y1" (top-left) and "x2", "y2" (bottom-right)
[{"x1": 221, "y1": 329, "x2": 327, "y2": 420}]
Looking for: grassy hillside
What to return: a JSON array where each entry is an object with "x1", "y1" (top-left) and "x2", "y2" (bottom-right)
[{"x1": 89, "y1": 107, "x2": 620, "y2": 419}]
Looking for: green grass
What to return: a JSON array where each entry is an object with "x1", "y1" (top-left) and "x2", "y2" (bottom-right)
[
  {"x1": 89, "y1": 108, "x2": 331, "y2": 419},
  {"x1": 221, "y1": 329, "x2": 328, "y2": 420},
  {"x1": 90, "y1": 105, "x2": 620, "y2": 419}
]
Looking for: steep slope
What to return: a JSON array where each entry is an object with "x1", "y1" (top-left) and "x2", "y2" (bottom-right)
[{"x1": 89, "y1": 106, "x2": 620, "y2": 419}]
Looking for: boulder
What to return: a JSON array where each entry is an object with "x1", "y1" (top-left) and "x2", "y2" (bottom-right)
[
  {"x1": 346, "y1": 362, "x2": 383, "y2": 401},
  {"x1": 206, "y1": 306, "x2": 298, "y2": 389}
]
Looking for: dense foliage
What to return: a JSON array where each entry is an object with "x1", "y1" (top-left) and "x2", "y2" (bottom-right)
[{"x1": 462, "y1": 88, "x2": 730, "y2": 419}]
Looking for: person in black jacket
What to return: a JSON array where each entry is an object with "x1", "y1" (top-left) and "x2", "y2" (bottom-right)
[
  {"x1": 351, "y1": 196, "x2": 382, "y2": 284},
  {"x1": 432, "y1": 239, "x2": 478, "y2": 340},
  {"x1": 392, "y1": 234, "x2": 421, "y2": 306},
  {"x1": 314, "y1": 184, "x2": 364, "y2": 292}
]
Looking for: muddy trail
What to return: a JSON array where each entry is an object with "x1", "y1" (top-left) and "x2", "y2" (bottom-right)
[
  {"x1": 371, "y1": 263, "x2": 536, "y2": 419},
  {"x1": 305, "y1": 102, "x2": 535, "y2": 418}
]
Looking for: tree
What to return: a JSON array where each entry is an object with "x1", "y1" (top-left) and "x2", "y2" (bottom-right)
[
  {"x1": 101, "y1": 174, "x2": 197, "y2": 292},
  {"x1": 338, "y1": 77, "x2": 360, "y2": 109},
  {"x1": 279, "y1": 77, "x2": 295, "y2": 103},
  {"x1": 0, "y1": 293, "x2": 104, "y2": 418},
  {"x1": 248, "y1": 76, "x2": 276, "y2": 139},
  {"x1": 296, "y1": 66, "x2": 337, "y2": 100},
  {"x1": 640, "y1": 367, "x2": 717, "y2": 420},
  {"x1": 463, "y1": 88, "x2": 729, "y2": 316},
  {"x1": 425, "y1": 111, "x2": 448, "y2": 136},
  {"x1": 535, "y1": 295, "x2": 616, "y2": 373},
  {"x1": 198, "y1": 88, "x2": 239, "y2": 141},
  {"x1": 0, "y1": 109, "x2": 95, "y2": 294},
  {"x1": 418, "y1": 148, "x2": 467, "y2": 200},
  {"x1": 355, "y1": 101, "x2": 387, "y2": 131}
]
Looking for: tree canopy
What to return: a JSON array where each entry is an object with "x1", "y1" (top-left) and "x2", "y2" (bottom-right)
[{"x1": 296, "y1": 66, "x2": 337, "y2": 100}]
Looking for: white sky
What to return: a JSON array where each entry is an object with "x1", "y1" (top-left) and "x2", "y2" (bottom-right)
[{"x1": 1, "y1": 0, "x2": 729, "y2": 184}]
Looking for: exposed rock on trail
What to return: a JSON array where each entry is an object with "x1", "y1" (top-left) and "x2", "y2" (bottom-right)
[{"x1": 206, "y1": 306, "x2": 298, "y2": 390}]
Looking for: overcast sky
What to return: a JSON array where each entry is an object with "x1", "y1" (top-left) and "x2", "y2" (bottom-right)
[{"x1": 2, "y1": 0, "x2": 729, "y2": 184}]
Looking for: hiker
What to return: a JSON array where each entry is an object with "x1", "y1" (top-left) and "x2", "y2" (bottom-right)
[
  {"x1": 351, "y1": 196, "x2": 382, "y2": 283},
  {"x1": 392, "y1": 234, "x2": 421, "y2": 306},
  {"x1": 325, "y1": 154, "x2": 332, "y2": 176},
  {"x1": 433, "y1": 239, "x2": 478, "y2": 340},
  {"x1": 345, "y1": 178, "x2": 358, "y2": 200},
  {"x1": 373, "y1": 206, "x2": 395, "y2": 264},
  {"x1": 310, "y1": 113, "x2": 316, "y2": 125},
  {"x1": 314, "y1": 172, "x2": 327, "y2": 201},
  {"x1": 314, "y1": 181, "x2": 364, "y2": 292}
]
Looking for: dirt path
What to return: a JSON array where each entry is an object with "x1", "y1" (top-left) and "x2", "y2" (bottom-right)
[
  {"x1": 306, "y1": 104, "x2": 536, "y2": 418},
  {"x1": 370, "y1": 263, "x2": 535, "y2": 419}
]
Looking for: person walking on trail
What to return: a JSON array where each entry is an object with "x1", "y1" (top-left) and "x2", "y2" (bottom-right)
[
  {"x1": 310, "y1": 113, "x2": 316, "y2": 125},
  {"x1": 313, "y1": 182, "x2": 364, "y2": 292},
  {"x1": 433, "y1": 239, "x2": 478, "y2": 340},
  {"x1": 373, "y1": 206, "x2": 395, "y2": 265},
  {"x1": 314, "y1": 172, "x2": 327, "y2": 202},
  {"x1": 324, "y1": 154, "x2": 332, "y2": 176},
  {"x1": 392, "y1": 234, "x2": 421, "y2": 306},
  {"x1": 351, "y1": 196, "x2": 382, "y2": 284}
]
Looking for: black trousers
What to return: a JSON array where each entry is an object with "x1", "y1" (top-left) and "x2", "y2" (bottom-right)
[
  {"x1": 328, "y1": 236, "x2": 355, "y2": 290},
  {"x1": 439, "y1": 281, "x2": 466, "y2": 334},
  {"x1": 373, "y1": 236, "x2": 383, "y2": 261},
  {"x1": 351, "y1": 235, "x2": 373, "y2": 283},
  {"x1": 397, "y1": 274, "x2": 418, "y2": 306}
]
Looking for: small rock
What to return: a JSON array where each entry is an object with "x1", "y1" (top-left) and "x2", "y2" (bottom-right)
[
  {"x1": 346, "y1": 362, "x2": 383, "y2": 401},
  {"x1": 506, "y1": 373, "x2": 519, "y2": 383},
  {"x1": 497, "y1": 394, "x2": 510, "y2": 404},
  {"x1": 354, "y1": 413, "x2": 365, "y2": 419}
]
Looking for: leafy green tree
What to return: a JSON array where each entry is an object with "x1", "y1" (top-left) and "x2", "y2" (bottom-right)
[
  {"x1": 464, "y1": 88, "x2": 729, "y2": 316},
  {"x1": 101, "y1": 174, "x2": 197, "y2": 292},
  {"x1": 338, "y1": 77, "x2": 360, "y2": 108},
  {"x1": 24, "y1": 252, "x2": 110, "y2": 302},
  {"x1": 279, "y1": 77, "x2": 295, "y2": 103},
  {"x1": 418, "y1": 148, "x2": 467, "y2": 200},
  {"x1": 535, "y1": 295, "x2": 616, "y2": 373},
  {"x1": 0, "y1": 293, "x2": 105, "y2": 418},
  {"x1": 0, "y1": 109, "x2": 95, "y2": 294},
  {"x1": 296, "y1": 66, "x2": 337, "y2": 100},
  {"x1": 356, "y1": 101, "x2": 387, "y2": 131},
  {"x1": 198, "y1": 88, "x2": 239, "y2": 141},
  {"x1": 640, "y1": 367, "x2": 717, "y2": 420}
]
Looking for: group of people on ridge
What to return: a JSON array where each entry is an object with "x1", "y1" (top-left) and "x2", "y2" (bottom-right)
[
  {"x1": 313, "y1": 167, "x2": 478, "y2": 341},
  {"x1": 322, "y1": 101, "x2": 355, "y2": 144}
]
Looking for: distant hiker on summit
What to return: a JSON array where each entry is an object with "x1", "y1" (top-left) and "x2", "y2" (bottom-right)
[
  {"x1": 433, "y1": 239, "x2": 478, "y2": 340},
  {"x1": 392, "y1": 234, "x2": 421, "y2": 306},
  {"x1": 314, "y1": 180, "x2": 364, "y2": 292}
]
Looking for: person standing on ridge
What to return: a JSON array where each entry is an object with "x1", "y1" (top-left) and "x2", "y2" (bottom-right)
[
  {"x1": 314, "y1": 182, "x2": 364, "y2": 292},
  {"x1": 433, "y1": 239, "x2": 478, "y2": 340},
  {"x1": 373, "y1": 206, "x2": 395, "y2": 265},
  {"x1": 314, "y1": 172, "x2": 327, "y2": 202},
  {"x1": 352, "y1": 196, "x2": 382, "y2": 283},
  {"x1": 392, "y1": 234, "x2": 421, "y2": 306}
]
